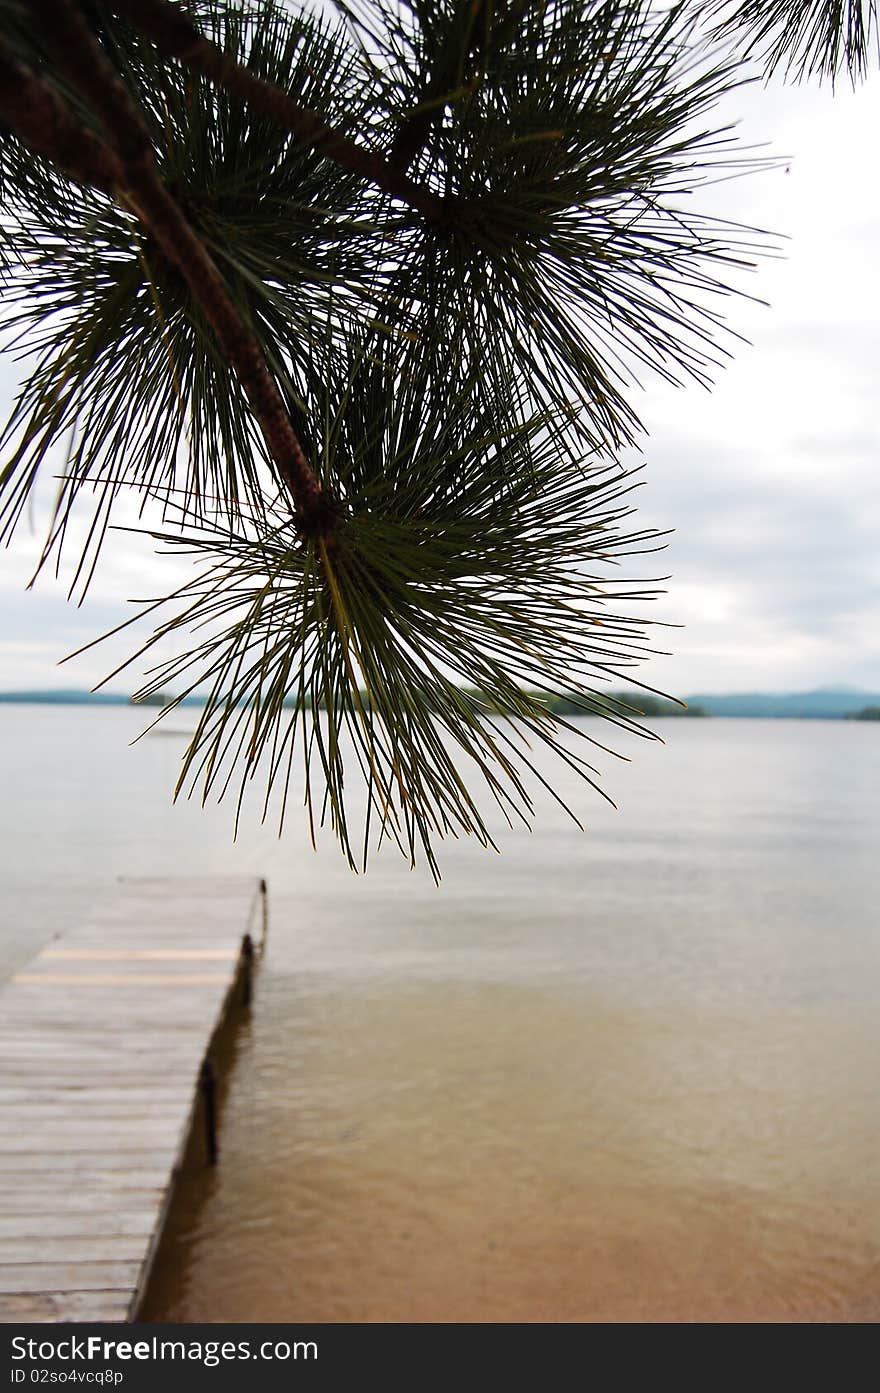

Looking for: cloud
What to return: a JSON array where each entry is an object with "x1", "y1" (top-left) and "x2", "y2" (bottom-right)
[{"x1": 618, "y1": 69, "x2": 880, "y2": 692}]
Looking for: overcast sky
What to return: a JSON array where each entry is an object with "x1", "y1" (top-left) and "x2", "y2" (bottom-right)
[{"x1": 0, "y1": 63, "x2": 878, "y2": 696}]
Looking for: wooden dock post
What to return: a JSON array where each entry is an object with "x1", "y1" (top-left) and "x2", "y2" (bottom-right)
[{"x1": 0, "y1": 874, "x2": 263, "y2": 1323}]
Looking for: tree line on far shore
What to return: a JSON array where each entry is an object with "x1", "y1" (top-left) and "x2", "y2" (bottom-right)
[{"x1": 131, "y1": 688, "x2": 704, "y2": 718}]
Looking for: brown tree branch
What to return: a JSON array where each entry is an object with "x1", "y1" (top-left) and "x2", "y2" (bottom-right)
[
  {"x1": 109, "y1": 0, "x2": 453, "y2": 226},
  {"x1": 22, "y1": 0, "x2": 334, "y2": 537},
  {"x1": 0, "y1": 46, "x2": 122, "y2": 195}
]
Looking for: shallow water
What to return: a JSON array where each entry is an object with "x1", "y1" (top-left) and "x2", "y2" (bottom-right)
[{"x1": 1, "y1": 706, "x2": 878, "y2": 1321}]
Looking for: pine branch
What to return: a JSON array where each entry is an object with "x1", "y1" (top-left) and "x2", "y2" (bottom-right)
[
  {"x1": 107, "y1": 0, "x2": 452, "y2": 223},
  {"x1": 23, "y1": 0, "x2": 333, "y2": 536},
  {"x1": 73, "y1": 369, "x2": 666, "y2": 877},
  {"x1": 711, "y1": 0, "x2": 878, "y2": 81},
  {"x1": 0, "y1": 45, "x2": 121, "y2": 195}
]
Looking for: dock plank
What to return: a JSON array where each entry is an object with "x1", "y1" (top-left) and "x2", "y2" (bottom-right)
[
  {"x1": 0, "y1": 1214, "x2": 157, "y2": 1240},
  {"x1": 0, "y1": 1238, "x2": 148, "y2": 1264},
  {"x1": 0, "y1": 1189, "x2": 167, "y2": 1210},
  {"x1": 0, "y1": 875, "x2": 262, "y2": 1323},
  {"x1": 0, "y1": 1262, "x2": 142, "y2": 1294},
  {"x1": 0, "y1": 1292, "x2": 131, "y2": 1322}
]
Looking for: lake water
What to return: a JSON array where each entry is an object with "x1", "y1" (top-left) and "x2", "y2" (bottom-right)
[{"x1": 1, "y1": 705, "x2": 878, "y2": 1322}]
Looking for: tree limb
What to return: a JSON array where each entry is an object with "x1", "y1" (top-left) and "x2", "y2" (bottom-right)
[
  {"x1": 23, "y1": 0, "x2": 334, "y2": 537},
  {"x1": 0, "y1": 46, "x2": 122, "y2": 195},
  {"x1": 109, "y1": 0, "x2": 453, "y2": 225}
]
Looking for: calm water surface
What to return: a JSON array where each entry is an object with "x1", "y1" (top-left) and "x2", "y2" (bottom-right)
[{"x1": 0, "y1": 706, "x2": 878, "y2": 1321}]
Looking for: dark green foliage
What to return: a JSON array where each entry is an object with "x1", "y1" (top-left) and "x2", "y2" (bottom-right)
[
  {"x1": 1, "y1": 1, "x2": 376, "y2": 588},
  {"x1": 544, "y1": 691, "x2": 705, "y2": 718},
  {"x1": 710, "y1": 0, "x2": 878, "y2": 82},
  {"x1": 342, "y1": 0, "x2": 773, "y2": 454}
]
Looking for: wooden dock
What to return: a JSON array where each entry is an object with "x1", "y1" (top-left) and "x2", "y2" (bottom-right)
[{"x1": 0, "y1": 875, "x2": 264, "y2": 1323}]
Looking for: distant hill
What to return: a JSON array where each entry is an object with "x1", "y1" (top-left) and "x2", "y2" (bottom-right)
[{"x1": 684, "y1": 690, "x2": 880, "y2": 719}]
